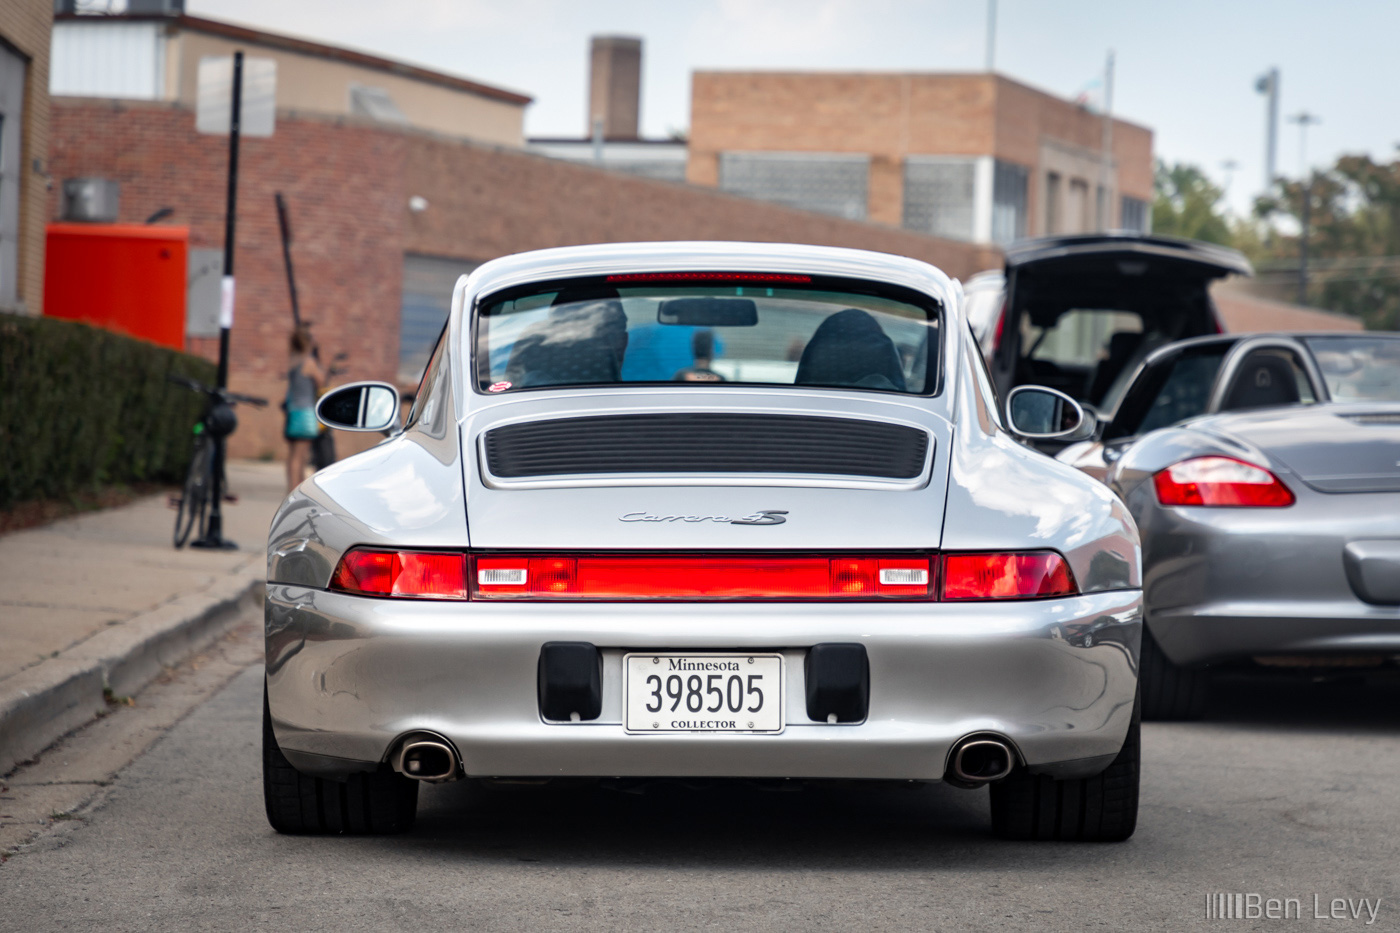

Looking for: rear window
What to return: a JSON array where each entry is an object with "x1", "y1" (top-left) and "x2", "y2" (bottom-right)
[{"x1": 475, "y1": 275, "x2": 941, "y2": 395}]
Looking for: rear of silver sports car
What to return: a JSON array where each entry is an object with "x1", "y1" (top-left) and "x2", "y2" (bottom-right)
[
  {"x1": 1127, "y1": 408, "x2": 1400, "y2": 669},
  {"x1": 264, "y1": 247, "x2": 1143, "y2": 839}
]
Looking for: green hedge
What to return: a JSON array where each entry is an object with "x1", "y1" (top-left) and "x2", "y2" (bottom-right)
[{"x1": 0, "y1": 313, "x2": 216, "y2": 508}]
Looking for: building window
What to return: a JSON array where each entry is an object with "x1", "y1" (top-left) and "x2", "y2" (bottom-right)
[
  {"x1": 350, "y1": 85, "x2": 408, "y2": 124},
  {"x1": 903, "y1": 158, "x2": 976, "y2": 241},
  {"x1": 991, "y1": 161, "x2": 1029, "y2": 245},
  {"x1": 719, "y1": 152, "x2": 869, "y2": 220},
  {"x1": 1045, "y1": 172, "x2": 1062, "y2": 234},
  {"x1": 1121, "y1": 196, "x2": 1149, "y2": 233},
  {"x1": 400, "y1": 254, "x2": 480, "y2": 383},
  {"x1": 1068, "y1": 179, "x2": 1091, "y2": 234}
]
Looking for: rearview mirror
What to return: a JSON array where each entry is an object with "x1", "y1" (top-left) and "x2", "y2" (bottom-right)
[
  {"x1": 316, "y1": 381, "x2": 401, "y2": 432},
  {"x1": 1005, "y1": 385, "x2": 1091, "y2": 440},
  {"x1": 657, "y1": 297, "x2": 758, "y2": 327}
]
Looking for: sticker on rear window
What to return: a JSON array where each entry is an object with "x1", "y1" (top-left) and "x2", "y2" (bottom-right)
[{"x1": 489, "y1": 381, "x2": 512, "y2": 393}]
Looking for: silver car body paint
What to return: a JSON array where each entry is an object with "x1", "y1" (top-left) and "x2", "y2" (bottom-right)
[
  {"x1": 266, "y1": 241, "x2": 1142, "y2": 782},
  {"x1": 1108, "y1": 401, "x2": 1400, "y2": 667}
]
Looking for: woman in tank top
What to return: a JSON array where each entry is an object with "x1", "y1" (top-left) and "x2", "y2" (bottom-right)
[{"x1": 285, "y1": 327, "x2": 326, "y2": 491}]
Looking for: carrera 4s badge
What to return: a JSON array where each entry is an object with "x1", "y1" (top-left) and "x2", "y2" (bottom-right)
[{"x1": 619, "y1": 510, "x2": 788, "y2": 526}]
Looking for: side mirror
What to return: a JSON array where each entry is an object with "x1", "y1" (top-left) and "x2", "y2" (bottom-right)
[
  {"x1": 316, "y1": 381, "x2": 401, "y2": 432},
  {"x1": 1005, "y1": 385, "x2": 1092, "y2": 441}
]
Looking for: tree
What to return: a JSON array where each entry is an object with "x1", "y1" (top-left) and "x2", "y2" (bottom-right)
[
  {"x1": 1152, "y1": 161, "x2": 1232, "y2": 245},
  {"x1": 1254, "y1": 155, "x2": 1400, "y2": 330}
]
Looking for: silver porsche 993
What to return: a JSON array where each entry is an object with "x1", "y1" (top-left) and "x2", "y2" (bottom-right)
[{"x1": 263, "y1": 243, "x2": 1144, "y2": 841}]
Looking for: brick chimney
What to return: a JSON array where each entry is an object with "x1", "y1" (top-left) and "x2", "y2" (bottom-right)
[{"x1": 588, "y1": 36, "x2": 642, "y2": 140}]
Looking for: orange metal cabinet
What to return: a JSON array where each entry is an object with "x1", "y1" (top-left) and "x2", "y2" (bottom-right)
[{"x1": 44, "y1": 224, "x2": 190, "y2": 351}]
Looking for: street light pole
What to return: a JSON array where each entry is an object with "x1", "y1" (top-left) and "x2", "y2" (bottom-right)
[
  {"x1": 1255, "y1": 68, "x2": 1280, "y2": 191},
  {"x1": 1288, "y1": 110, "x2": 1321, "y2": 306},
  {"x1": 985, "y1": 0, "x2": 997, "y2": 72},
  {"x1": 192, "y1": 50, "x2": 242, "y2": 551}
]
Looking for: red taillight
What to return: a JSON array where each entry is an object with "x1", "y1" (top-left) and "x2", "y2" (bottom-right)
[
  {"x1": 603, "y1": 272, "x2": 812, "y2": 284},
  {"x1": 1152, "y1": 456, "x2": 1294, "y2": 507},
  {"x1": 327, "y1": 550, "x2": 1079, "y2": 602},
  {"x1": 940, "y1": 552, "x2": 1077, "y2": 600},
  {"x1": 472, "y1": 554, "x2": 934, "y2": 601},
  {"x1": 330, "y1": 549, "x2": 467, "y2": 599},
  {"x1": 990, "y1": 300, "x2": 1007, "y2": 353}
]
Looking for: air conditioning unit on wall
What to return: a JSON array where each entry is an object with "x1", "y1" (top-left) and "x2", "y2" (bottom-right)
[{"x1": 60, "y1": 178, "x2": 120, "y2": 223}]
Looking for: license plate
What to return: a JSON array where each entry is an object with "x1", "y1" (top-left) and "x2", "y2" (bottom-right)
[{"x1": 624, "y1": 654, "x2": 784, "y2": 733}]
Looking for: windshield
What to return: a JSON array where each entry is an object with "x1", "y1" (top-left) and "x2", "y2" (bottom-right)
[
  {"x1": 476, "y1": 276, "x2": 940, "y2": 395},
  {"x1": 1305, "y1": 336, "x2": 1400, "y2": 402}
]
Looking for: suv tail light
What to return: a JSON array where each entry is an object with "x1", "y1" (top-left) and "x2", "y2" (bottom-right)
[
  {"x1": 1153, "y1": 456, "x2": 1295, "y2": 507},
  {"x1": 328, "y1": 550, "x2": 1079, "y2": 602}
]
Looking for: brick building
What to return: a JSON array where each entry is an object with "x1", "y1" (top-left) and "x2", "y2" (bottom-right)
[
  {"x1": 0, "y1": 0, "x2": 52, "y2": 316},
  {"x1": 48, "y1": 94, "x2": 995, "y2": 458},
  {"x1": 687, "y1": 72, "x2": 1154, "y2": 246}
]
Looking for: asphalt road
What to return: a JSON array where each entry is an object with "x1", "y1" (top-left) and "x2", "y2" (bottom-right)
[{"x1": 2, "y1": 652, "x2": 1398, "y2": 932}]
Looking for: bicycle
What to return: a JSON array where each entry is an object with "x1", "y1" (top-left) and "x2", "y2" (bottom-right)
[{"x1": 169, "y1": 375, "x2": 267, "y2": 548}]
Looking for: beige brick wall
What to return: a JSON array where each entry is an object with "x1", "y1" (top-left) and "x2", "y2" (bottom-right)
[
  {"x1": 0, "y1": 0, "x2": 52, "y2": 315},
  {"x1": 688, "y1": 72, "x2": 1154, "y2": 232}
]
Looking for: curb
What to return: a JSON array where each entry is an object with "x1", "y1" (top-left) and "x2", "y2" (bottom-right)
[{"x1": 0, "y1": 573, "x2": 264, "y2": 776}]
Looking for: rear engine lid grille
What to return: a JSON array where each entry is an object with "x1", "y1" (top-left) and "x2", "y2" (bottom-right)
[{"x1": 482, "y1": 413, "x2": 930, "y2": 480}]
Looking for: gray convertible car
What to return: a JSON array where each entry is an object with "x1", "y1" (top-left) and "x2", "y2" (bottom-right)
[
  {"x1": 264, "y1": 242, "x2": 1143, "y2": 840},
  {"x1": 1057, "y1": 332, "x2": 1400, "y2": 719}
]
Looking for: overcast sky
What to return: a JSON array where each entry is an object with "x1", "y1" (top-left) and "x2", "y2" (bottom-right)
[{"x1": 190, "y1": 0, "x2": 1400, "y2": 216}]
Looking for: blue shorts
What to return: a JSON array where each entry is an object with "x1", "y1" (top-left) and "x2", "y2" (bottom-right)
[{"x1": 285, "y1": 408, "x2": 319, "y2": 440}]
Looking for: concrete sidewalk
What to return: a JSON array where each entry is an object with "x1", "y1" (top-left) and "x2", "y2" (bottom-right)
[{"x1": 0, "y1": 461, "x2": 283, "y2": 774}]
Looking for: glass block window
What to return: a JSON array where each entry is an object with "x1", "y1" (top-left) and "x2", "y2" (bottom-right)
[
  {"x1": 992, "y1": 161, "x2": 1029, "y2": 245},
  {"x1": 719, "y1": 152, "x2": 869, "y2": 220},
  {"x1": 1120, "y1": 196, "x2": 1150, "y2": 233},
  {"x1": 902, "y1": 158, "x2": 976, "y2": 242}
]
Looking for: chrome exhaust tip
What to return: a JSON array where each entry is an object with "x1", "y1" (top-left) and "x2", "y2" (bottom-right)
[
  {"x1": 947, "y1": 736, "x2": 1015, "y2": 787},
  {"x1": 393, "y1": 737, "x2": 460, "y2": 782}
]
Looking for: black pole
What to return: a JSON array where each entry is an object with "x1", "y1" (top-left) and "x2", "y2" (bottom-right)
[
  {"x1": 194, "y1": 50, "x2": 242, "y2": 551},
  {"x1": 1298, "y1": 175, "x2": 1311, "y2": 306},
  {"x1": 275, "y1": 192, "x2": 301, "y2": 329}
]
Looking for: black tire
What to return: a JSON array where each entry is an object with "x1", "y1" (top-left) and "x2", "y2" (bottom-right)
[
  {"x1": 1140, "y1": 626, "x2": 1209, "y2": 721},
  {"x1": 173, "y1": 435, "x2": 212, "y2": 548},
  {"x1": 989, "y1": 699, "x2": 1140, "y2": 842},
  {"x1": 263, "y1": 686, "x2": 418, "y2": 835}
]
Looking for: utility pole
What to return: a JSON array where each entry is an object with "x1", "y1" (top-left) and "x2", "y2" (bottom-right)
[
  {"x1": 985, "y1": 0, "x2": 997, "y2": 72},
  {"x1": 1288, "y1": 110, "x2": 1321, "y2": 306},
  {"x1": 1099, "y1": 50, "x2": 1115, "y2": 230},
  {"x1": 1255, "y1": 68, "x2": 1280, "y2": 191}
]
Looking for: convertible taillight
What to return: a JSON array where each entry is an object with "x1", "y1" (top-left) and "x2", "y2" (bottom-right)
[
  {"x1": 940, "y1": 552, "x2": 1077, "y2": 600},
  {"x1": 330, "y1": 549, "x2": 467, "y2": 599},
  {"x1": 1152, "y1": 456, "x2": 1295, "y2": 507},
  {"x1": 472, "y1": 554, "x2": 935, "y2": 600}
]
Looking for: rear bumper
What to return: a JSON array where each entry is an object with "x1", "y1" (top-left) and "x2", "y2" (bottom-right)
[
  {"x1": 1150, "y1": 603, "x2": 1400, "y2": 667},
  {"x1": 265, "y1": 585, "x2": 1141, "y2": 782},
  {"x1": 1136, "y1": 491, "x2": 1400, "y2": 667}
]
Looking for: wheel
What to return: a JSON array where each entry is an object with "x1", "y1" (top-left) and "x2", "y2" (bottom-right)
[
  {"x1": 262, "y1": 685, "x2": 418, "y2": 835},
  {"x1": 1139, "y1": 626, "x2": 1209, "y2": 721},
  {"x1": 989, "y1": 698, "x2": 1140, "y2": 842},
  {"x1": 173, "y1": 435, "x2": 212, "y2": 548}
]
